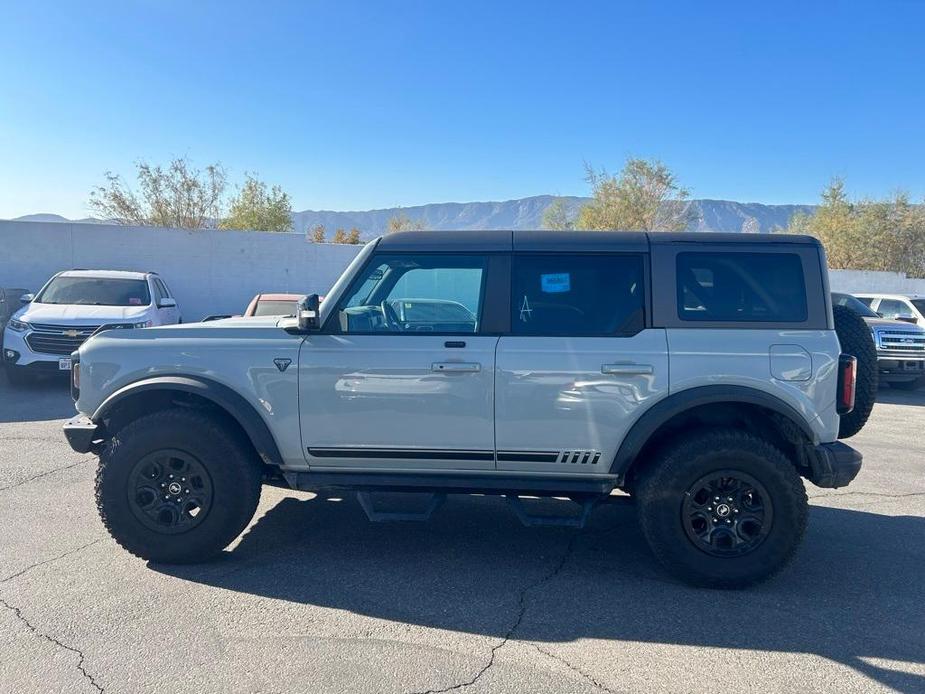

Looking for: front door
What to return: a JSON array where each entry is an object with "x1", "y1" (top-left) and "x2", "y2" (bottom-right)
[
  {"x1": 495, "y1": 252, "x2": 669, "y2": 474},
  {"x1": 300, "y1": 253, "x2": 497, "y2": 470}
]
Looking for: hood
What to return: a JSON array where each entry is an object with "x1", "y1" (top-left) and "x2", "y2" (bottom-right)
[
  {"x1": 861, "y1": 316, "x2": 925, "y2": 332},
  {"x1": 16, "y1": 302, "x2": 151, "y2": 325}
]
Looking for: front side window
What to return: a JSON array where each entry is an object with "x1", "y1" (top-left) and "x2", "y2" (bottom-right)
[
  {"x1": 677, "y1": 252, "x2": 807, "y2": 323},
  {"x1": 36, "y1": 277, "x2": 152, "y2": 307},
  {"x1": 335, "y1": 255, "x2": 486, "y2": 333},
  {"x1": 511, "y1": 254, "x2": 645, "y2": 336},
  {"x1": 911, "y1": 299, "x2": 925, "y2": 316}
]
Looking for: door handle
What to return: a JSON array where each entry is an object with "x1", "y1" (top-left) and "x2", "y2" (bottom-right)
[
  {"x1": 601, "y1": 363, "x2": 653, "y2": 376},
  {"x1": 432, "y1": 361, "x2": 481, "y2": 373}
]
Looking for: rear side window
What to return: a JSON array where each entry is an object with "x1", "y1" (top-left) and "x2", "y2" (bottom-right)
[
  {"x1": 511, "y1": 254, "x2": 645, "y2": 336},
  {"x1": 677, "y1": 252, "x2": 807, "y2": 322}
]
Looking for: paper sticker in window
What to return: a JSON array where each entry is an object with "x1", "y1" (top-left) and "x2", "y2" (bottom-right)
[{"x1": 541, "y1": 273, "x2": 570, "y2": 293}]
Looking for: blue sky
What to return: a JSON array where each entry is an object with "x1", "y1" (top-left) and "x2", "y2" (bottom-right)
[{"x1": 2, "y1": 1, "x2": 924, "y2": 219}]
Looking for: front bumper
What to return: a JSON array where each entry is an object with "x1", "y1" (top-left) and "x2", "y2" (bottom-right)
[
  {"x1": 2, "y1": 327, "x2": 61, "y2": 367},
  {"x1": 63, "y1": 415, "x2": 100, "y2": 454},
  {"x1": 807, "y1": 441, "x2": 862, "y2": 488}
]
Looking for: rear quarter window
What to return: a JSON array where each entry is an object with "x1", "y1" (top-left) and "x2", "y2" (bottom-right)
[{"x1": 677, "y1": 252, "x2": 807, "y2": 323}]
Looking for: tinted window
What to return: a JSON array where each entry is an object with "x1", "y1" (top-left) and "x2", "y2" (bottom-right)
[
  {"x1": 155, "y1": 278, "x2": 170, "y2": 299},
  {"x1": 36, "y1": 277, "x2": 151, "y2": 307},
  {"x1": 911, "y1": 299, "x2": 925, "y2": 316},
  {"x1": 511, "y1": 254, "x2": 644, "y2": 336},
  {"x1": 254, "y1": 300, "x2": 299, "y2": 316},
  {"x1": 677, "y1": 252, "x2": 807, "y2": 323},
  {"x1": 856, "y1": 296, "x2": 875, "y2": 307},
  {"x1": 336, "y1": 255, "x2": 485, "y2": 333},
  {"x1": 877, "y1": 299, "x2": 910, "y2": 319},
  {"x1": 832, "y1": 292, "x2": 878, "y2": 318}
]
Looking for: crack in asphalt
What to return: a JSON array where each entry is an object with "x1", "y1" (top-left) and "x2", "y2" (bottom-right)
[
  {"x1": 0, "y1": 459, "x2": 90, "y2": 492},
  {"x1": 532, "y1": 645, "x2": 621, "y2": 694},
  {"x1": 0, "y1": 539, "x2": 104, "y2": 584},
  {"x1": 407, "y1": 532, "x2": 581, "y2": 694},
  {"x1": 0, "y1": 596, "x2": 104, "y2": 693}
]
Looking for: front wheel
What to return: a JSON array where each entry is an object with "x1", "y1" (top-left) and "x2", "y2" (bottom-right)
[
  {"x1": 636, "y1": 429, "x2": 808, "y2": 588},
  {"x1": 95, "y1": 408, "x2": 262, "y2": 563}
]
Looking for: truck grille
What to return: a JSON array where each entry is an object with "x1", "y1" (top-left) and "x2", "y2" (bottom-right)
[
  {"x1": 875, "y1": 329, "x2": 925, "y2": 353},
  {"x1": 25, "y1": 323, "x2": 102, "y2": 356}
]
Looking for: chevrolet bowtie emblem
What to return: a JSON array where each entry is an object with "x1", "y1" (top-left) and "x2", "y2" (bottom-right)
[
  {"x1": 273, "y1": 358, "x2": 292, "y2": 372},
  {"x1": 64, "y1": 330, "x2": 80, "y2": 338}
]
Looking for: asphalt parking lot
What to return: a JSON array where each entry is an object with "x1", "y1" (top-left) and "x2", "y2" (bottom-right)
[{"x1": 1, "y1": 376, "x2": 923, "y2": 694}]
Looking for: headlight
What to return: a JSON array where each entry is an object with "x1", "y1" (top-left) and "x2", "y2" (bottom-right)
[
  {"x1": 7, "y1": 318, "x2": 29, "y2": 332},
  {"x1": 132, "y1": 320, "x2": 153, "y2": 329}
]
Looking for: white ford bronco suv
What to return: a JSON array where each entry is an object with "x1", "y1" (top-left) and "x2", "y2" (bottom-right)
[{"x1": 64, "y1": 231, "x2": 870, "y2": 588}]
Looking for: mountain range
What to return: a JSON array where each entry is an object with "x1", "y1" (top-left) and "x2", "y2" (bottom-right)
[{"x1": 10, "y1": 196, "x2": 816, "y2": 236}]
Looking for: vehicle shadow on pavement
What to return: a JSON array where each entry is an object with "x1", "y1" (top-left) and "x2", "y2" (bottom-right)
[
  {"x1": 154, "y1": 494, "x2": 925, "y2": 693},
  {"x1": 0, "y1": 374, "x2": 75, "y2": 423},
  {"x1": 876, "y1": 386, "x2": 925, "y2": 407}
]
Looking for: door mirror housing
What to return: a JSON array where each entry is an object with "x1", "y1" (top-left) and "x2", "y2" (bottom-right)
[
  {"x1": 157, "y1": 297, "x2": 177, "y2": 308},
  {"x1": 895, "y1": 313, "x2": 918, "y2": 324},
  {"x1": 19, "y1": 293, "x2": 34, "y2": 304},
  {"x1": 298, "y1": 294, "x2": 321, "y2": 331}
]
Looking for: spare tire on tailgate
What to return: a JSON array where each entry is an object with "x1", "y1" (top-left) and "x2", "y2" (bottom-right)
[{"x1": 833, "y1": 303, "x2": 877, "y2": 438}]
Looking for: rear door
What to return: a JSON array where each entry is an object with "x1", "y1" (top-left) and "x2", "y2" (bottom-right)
[
  {"x1": 495, "y1": 251, "x2": 668, "y2": 474},
  {"x1": 300, "y1": 252, "x2": 502, "y2": 470}
]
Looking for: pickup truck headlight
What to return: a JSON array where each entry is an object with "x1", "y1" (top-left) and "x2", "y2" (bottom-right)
[
  {"x1": 132, "y1": 320, "x2": 153, "y2": 329},
  {"x1": 7, "y1": 318, "x2": 29, "y2": 332}
]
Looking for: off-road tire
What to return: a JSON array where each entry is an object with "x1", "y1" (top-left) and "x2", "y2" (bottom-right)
[
  {"x1": 833, "y1": 304, "x2": 877, "y2": 438},
  {"x1": 95, "y1": 408, "x2": 262, "y2": 563},
  {"x1": 636, "y1": 429, "x2": 808, "y2": 588}
]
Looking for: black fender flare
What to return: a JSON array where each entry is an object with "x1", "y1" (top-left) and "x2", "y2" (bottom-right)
[
  {"x1": 92, "y1": 375, "x2": 284, "y2": 466},
  {"x1": 610, "y1": 385, "x2": 817, "y2": 477}
]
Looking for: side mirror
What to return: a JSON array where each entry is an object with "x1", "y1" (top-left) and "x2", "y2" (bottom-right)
[
  {"x1": 20, "y1": 293, "x2": 34, "y2": 304},
  {"x1": 298, "y1": 294, "x2": 321, "y2": 331},
  {"x1": 158, "y1": 297, "x2": 177, "y2": 308},
  {"x1": 896, "y1": 313, "x2": 918, "y2": 324}
]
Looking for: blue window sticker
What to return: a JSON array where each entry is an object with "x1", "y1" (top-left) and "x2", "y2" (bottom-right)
[{"x1": 541, "y1": 273, "x2": 571, "y2": 293}]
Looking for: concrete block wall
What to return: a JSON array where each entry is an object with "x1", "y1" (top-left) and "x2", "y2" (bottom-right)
[
  {"x1": 827, "y1": 268, "x2": 925, "y2": 295},
  {"x1": 0, "y1": 221, "x2": 363, "y2": 321}
]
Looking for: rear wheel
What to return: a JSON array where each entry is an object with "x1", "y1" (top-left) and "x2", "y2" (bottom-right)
[
  {"x1": 636, "y1": 429, "x2": 807, "y2": 588},
  {"x1": 95, "y1": 408, "x2": 262, "y2": 563}
]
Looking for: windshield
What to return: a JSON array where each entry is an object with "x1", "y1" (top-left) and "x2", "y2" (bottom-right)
[
  {"x1": 832, "y1": 292, "x2": 879, "y2": 318},
  {"x1": 253, "y1": 300, "x2": 299, "y2": 316},
  {"x1": 36, "y1": 277, "x2": 151, "y2": 306}
]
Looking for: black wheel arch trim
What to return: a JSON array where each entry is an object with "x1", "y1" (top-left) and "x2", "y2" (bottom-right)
[
  {"x1": 611, "y1": 385, "x2": 818, "y2": 478},
  {"x1": 92, "y1": 375, "x2": 284, "y2": 466}
]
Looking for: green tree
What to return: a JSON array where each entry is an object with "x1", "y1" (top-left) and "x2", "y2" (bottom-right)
[
  {"x1": 310, "y1": 224, "x2": 326, "y2": 243},
  {"x1": 332, "y1": 228, "x2": 349, "y2": 243},
  {"x1": 541, "y1": 197, "x2": 575, "y2": 230},
  {"x1": 89, "y1": 157, "x2": 226, "y2": 229},
  {"x1": 220, "y1": 173, "x2": 292, "y2": 232},
  {"x1": 782, "y1": 179, "x2": 925, "y2": 277},
  {"x1": 387, "y1": 211, "x2": 424, "y2": 233},
  {"x1": 576, "y1": 158, "x2": 692, "y2": 232},
  {"x1": 346, "y1": 228, "x2": 362, "y2": 244}
]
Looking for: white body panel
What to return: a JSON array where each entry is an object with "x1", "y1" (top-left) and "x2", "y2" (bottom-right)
[
  {"x1": 300, "y1": 334, "x2": 498, "y2": 470},
  {"x1": 494, "y1": 330, "x2": 669, "y2": 474},
  {"x1": 75, "y1": 319, "x2": 306, "y2": 466},
  {"x1": 666, "y1": 329, "x2": 841, "y2": 443}
]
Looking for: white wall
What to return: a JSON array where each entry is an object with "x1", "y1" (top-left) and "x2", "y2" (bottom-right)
[
  {"x1": 0, "y1": 221, "x2": 363, "y2": 321},
  {"x1": 829, "y1": 269, "x2": 925, "y2": 295},
  {"x1": 4, "y1": 220, "x2": 923, "y2": 321}
]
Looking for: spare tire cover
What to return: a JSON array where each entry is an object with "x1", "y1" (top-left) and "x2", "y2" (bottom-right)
[{"x1": 833, "y1": 303, "x2": 877, "y2": 438}]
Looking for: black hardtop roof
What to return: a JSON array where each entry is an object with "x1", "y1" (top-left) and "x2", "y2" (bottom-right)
[{"x1": 375, "y1": 229, "x2": 821, "y2": 252}]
